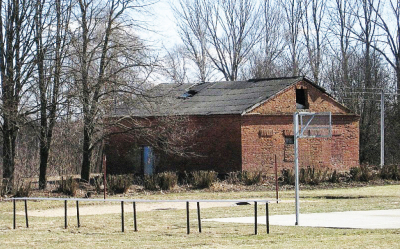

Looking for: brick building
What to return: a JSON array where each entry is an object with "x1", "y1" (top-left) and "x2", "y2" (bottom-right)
[{"x1": 105, "y1": 76, "x2": 359, "y2": 175}]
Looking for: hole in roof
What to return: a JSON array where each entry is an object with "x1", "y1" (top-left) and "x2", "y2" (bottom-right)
[{"x1": 178, "y1": 89, "x2": 198, "y2": 99}]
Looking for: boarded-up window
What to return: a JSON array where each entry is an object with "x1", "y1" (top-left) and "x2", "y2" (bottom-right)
[{"x1": 284, "y1": 136, "x2": 294, "y2": 162}]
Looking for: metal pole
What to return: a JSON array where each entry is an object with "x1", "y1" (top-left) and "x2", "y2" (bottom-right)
[
  {"x1": 133, "y1": 202, "x2": 137, "y2": 232},
  {"x1": 76, "y1": 201, "x2": 80, "y2": 228},
  {"x1": 197, "y1": 202, "x2": 201, "y2": 233},
  {"x1": 186, "y1": 202, "x2": 190, "y2": 234},
  {"x1": 294, "y1": 112, "x2": 300, "y2": 225},
  {"x1": 13, "y1": 199, "x2": 16, "y2": 229},
  {"x1": 266, "y1": 203, "x2": 269, "y2": 234},
  {"x1": 254, "y1": 201, "x2": 257, "y2": 235},
  {"x1": 64, "y1": 200, "x2": 68, "y2": 229},
  {"x1": 24, "y1": 200, "x2": 28, "y2": 228},
  {"x1": 275, "y1": 155, "x2": 279, "y2": 203},
  {"x1": 381, "y1": 90, "x2": 385, "y2": 168},
  {"x1": 121, "y1": 201, "x2": 124, "y2": 232},
  {"x1": 103, "y1": 155, "x2": 107, "y2": 199}
]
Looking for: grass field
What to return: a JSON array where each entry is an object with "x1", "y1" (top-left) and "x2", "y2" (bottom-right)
[{"x1": 0, "y1": 184, "x2": 399, "y2": 248}]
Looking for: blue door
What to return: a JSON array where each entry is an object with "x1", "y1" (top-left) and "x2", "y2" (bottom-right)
[{"x1": 143, "y1": 146, "x2": 154, "y2": 175}]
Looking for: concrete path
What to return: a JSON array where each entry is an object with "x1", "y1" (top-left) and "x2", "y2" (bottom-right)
[{"x1": 204, "y1": 209, "x2": 400, "y2": 229}]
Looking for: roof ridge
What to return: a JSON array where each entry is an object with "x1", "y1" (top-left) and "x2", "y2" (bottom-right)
[{"x1": 247, "y1": 76, "x2": 304, "y2": 83}]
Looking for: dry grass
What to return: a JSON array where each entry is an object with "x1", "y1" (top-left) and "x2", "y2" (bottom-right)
[{"x1": 0, "y1": 185, "x2": 399, "y2": 248}]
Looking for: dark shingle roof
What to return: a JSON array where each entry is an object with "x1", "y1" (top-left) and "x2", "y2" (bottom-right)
[{"x1": 116, "y1": 76, "x2": 319, "y2": 116}]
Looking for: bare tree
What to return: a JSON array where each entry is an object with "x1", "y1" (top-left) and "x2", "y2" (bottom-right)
[
  {"x1": 161, "y1": 45, "x2": 189, "y2": 84},
  {"x1": 367, "y1": 0, "x2": 400, "y2": 94},
  {"x1": 34, "y1": 0, "x2": 72, "y2": 189},
  {"x1": 0, "y1": 0, "x2": 36, "y2": 182},
  {"x1": 247, "y1": 0, "x2": 285, "y2": 79},
  {"x1": 71, "y1": 0, "x2": 152, "y2": 181},
  {"x1": 301, "y1": 0, "x2": 327, "y2": 85},
  {"x1": 326, "y1": 0, "x2": 358, "y2": 95},
  {"x1": 279, "y1": 0, "x2": 305, "y2": 76},
  {"x1": 173, "y1": 0, "x2": 264, "y2": 81}
]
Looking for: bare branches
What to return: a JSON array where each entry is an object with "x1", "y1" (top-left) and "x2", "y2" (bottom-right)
[{"x1": 173, "y1": 0, "x2": 264, "y2": 81}]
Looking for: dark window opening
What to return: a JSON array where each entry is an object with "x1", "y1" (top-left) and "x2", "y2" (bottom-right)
[
  {"x1": 285, "y1": 136, "x2": 294, "y2": 144},
  {"x1": 178, "y1": 89, "x2": 198, "y2": 99},
  {"x1": 296, "y1": 88, "x2": 308, "y2": 109}
]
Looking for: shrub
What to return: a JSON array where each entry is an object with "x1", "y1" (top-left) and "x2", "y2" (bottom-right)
[
  {"x1": 300, "y1": 167, "x2": 325, "y2": 185},
  {"x1": 350, "y1": 165, "x2": 374, "y2": 182},
  {"x1": 0, "y1": 178, "x2": 11, "y2": 197},
  {"x1": 241, "y1": 171, "x2": 262, "y2": 185},
  {"x1": 329, "y1": 170, "x2": 340, "y2": 183},
  {"x1": 225, "y1": 172, "x2": 241, "y2": 184},
  {"x1": 350, "y1": 167, "x2": 361, "y2": 181},
  {"x1": 13, "y1": 181, "x2": 32, "y2": 197},
  {"x1": 191, "y1": 171, "x2": 218, "y2": 189},
  {"x1": 380, "y1": 165, "x2": 400, "y2": 180},
  {"x1": 157, "y1": 172, "x2": 178, "y2": 190},
  {"x1": 92, "y1": 175, "x2": 103, "y2": 194},
  {"x1": 107, "y1": 175, "x2": 132, "y2": 194},
  {"x1": 281, "y1": 169, "x2": 295, "y2": 185},
  {"x1": 143, "y1": 175, "x2": 159, "y2": 191},
  {"x1": 57, "y1": 177, "x2": 78, "y2": 196}
]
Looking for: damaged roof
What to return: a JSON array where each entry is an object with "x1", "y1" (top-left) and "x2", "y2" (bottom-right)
[{"x1": 116, "y1": 76, "x2": 323, "y2": 116}]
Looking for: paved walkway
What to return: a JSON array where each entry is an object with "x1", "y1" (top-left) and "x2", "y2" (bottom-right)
[{"x1": 204, "y1": 209, "x2": 400, "y2": 229}]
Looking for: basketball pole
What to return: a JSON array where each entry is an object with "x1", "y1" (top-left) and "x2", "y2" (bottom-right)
[{"x1": 294, "y1": 112, "x2": 300, "y2": 225}]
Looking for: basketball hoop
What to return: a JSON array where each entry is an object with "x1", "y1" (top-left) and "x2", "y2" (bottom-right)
[{"x1": 294, "y1": 112, "x2": 332, "y2": 225}]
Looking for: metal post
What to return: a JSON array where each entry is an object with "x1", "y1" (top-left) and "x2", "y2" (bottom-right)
[
  {"x1": 76, "y1": 201, "x2": 80, "y2": 228},
  {"x1": 266, "y1": 203, "x2": 269, "y2": 234},
  {"x1": 133, "y1": 202, "x2": 137, "y2": 232},
  {"x1": 197, "y1": 202, "x2": 201, "y2": 233},
  {"x1": 64, "y1": 200, "x2": 68, "y2": 229},
  {"x1": 121, "y1": 201, "x2": 124, "y2": 232},
  {"x1": 294, "y1": 112, "x2": 300, "y2": 225},
  {"x1": 13, "y1": 199, "x2": 16, "y2": 229},
  {"x1": 254, "y1": 201, "x2": 257, "y2": 235},
  {"x1": 103, "y1": 155, "x2": 107, "y2": 199},
  {"x1": 186, "y1": 202, "x2": 190, "y2": 234},
  {"x1": 24, "y1": 200, "x2": 29, "y2": 228},
  {"x1": 381, "y1": 90, "x2": 385, "y2": 168},
  {"x1": 275, "y1": 155, "x2": 279, "y2": 203}
]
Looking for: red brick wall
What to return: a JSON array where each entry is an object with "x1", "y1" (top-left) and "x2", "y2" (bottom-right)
[
  {"x1": 157, "y1": 115, "x2": 242, "y2": 173},
  {"x1": 241, "y1": 115, "x2": 359, "y2": 173},
  {"x1": 248, "y1": 81, "x2": 350, "y2": 114},
  {"x1": 105, "y1": 115, "x2": 243, "y2": 174},
  {"x1": 241, "y1": 81, "x2": 359, "y2": 173}
]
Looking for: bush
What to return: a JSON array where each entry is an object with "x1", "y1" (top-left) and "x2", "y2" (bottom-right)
[
  {"x1": 281, "y1": 169, "x2": 295, "y2": 185},
  {"x1": 350, "y1": 165, "x2": 374, "y2": 182},
  {"x1": 191, "y1": 171, "x2": 218, "y2": 189},
  {"x1": 329, "y1": 170, "x2": 340, "y2": 183},
  {"x1": 225, "y1": 172, "x2": 241, "y2": 184},
  {"x1": 143, "y1": 175, "x2": 159, "y2": 191},
  {"x1": 56, "y1": 177, "x2": 78, "y2": 196},
  {"x1": 380, "y1": 165, "x2": 400, "y2": 180},
  {"x1": 13, "y1": 181, "x2": 32, "y2": 197},
  {"x1": 107, "y1": 175, "x2": 132, "y2": 194},
  {"x1": 0, "y1": 178, "x2": 11, "y2": 197},
  {"x1": 350, "y1": 167, "x2": 361, "y2": 181},
  {"x1": 92, "y1": 175, "x2": 103, "y2": 194},
  {"x1": 157, "y1": 172, "x2": 178, "y2": 190},
  {"x1": 241, "y1": 171, "x2": 262, "y2": 185}
]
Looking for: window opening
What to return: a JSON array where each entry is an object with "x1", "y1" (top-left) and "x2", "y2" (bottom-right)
[
  {"x1": 296, "y1": 88, "x2": 308, "y2": 109},
  {"x1": 285, "y1": 136, "x2": 294, "y2": 145}
]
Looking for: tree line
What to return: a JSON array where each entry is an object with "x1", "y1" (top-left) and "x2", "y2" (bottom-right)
[
  {"x1": 170, "y1": 0, "x2": 400, "y2": 166},
  {"x1": 1, "y1": 0, "x2": 399, "y2": 189}
]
